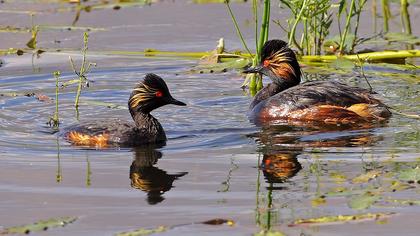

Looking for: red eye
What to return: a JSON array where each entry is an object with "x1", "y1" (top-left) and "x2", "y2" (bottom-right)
[
  {"x1": 263, "y1": 60, "x2": 270, "y2": 67},
  {"x1": 155, "y1": 91, "x2": 163, "y2": 97}
]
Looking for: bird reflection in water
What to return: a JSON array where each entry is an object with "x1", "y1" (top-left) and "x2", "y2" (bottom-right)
[
  {"x1": 260, "y1": 151, "x2": 302, "y2": 186},
  {"x1": 256, "y1": 123, "x2": 383, "y2": 186},
  {"x1": 130, "y1": 146, "x2": 188, "y2": 205}
]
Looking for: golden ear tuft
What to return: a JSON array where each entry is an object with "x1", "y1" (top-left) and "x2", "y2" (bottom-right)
[{"x1": 129, "y1": 82, "x2": 159, "y2": 109}]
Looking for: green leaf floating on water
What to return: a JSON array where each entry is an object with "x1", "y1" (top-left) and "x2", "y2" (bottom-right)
[
  {"x1": 385, "y1": 198, "x2": 420, "y2": 206},
  {"x1": 254, "y1": 230, "x2": 286, "y2": 236},
  {"x1": 190, "y1": 58, "x2": 250, "y2": 74},
  {"x1": 398, "y1": 166, "x2": 420, "y2": 182},
  {"x1": 1, "y1": 217, "x2": 77, "y2": 234},
  {"x1": 348, "y1": 192, "x2": 381, "y2": 210},
  {"x1": 289, "y1": 212, "x2": 395, "y2": 226},
  {"x1": 384, "y1": 32, "x2": 420, "y2": 45},
  {"x1": 115, "y1": 226, "x2": 167, "y2": 236},
  {"x1": 331, "y1": 58, "x2": 355, "y2": 70},
  {"x1": 352, "y1": 170, "x2": 381, "y2": 184}
]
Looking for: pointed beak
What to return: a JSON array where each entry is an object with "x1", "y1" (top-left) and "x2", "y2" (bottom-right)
[
  {"x1": 168, "y1": 97, "x2": 186, "y2": 106},
  {"x1": 243, "y1": 65, "x2": 264, "y2": 74}
]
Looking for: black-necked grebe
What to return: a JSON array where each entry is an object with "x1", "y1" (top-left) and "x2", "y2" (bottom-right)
[
  {"x1": 244, "y1": 39, "x2": 391, "y2": 125},
  {"x1": 64, "y1": 73, "x2": 186, "y2": 147}
]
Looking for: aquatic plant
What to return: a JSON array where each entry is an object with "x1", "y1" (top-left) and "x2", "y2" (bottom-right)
[
  {"x1": 1, "y1": 217, "x2": 77, "y2": 234},
  {"x1": 277, "y1": 0, "x2": 369, "y2": 55},
  {"x1": 68, "y1": 32, "x2": 96, "y2": 109},
  {"x1": 225, "y1": 0, "x2": 271, "y2": 94},
  {"x1": 48, "y1": 71, "x2": 61, "y2": 128}
]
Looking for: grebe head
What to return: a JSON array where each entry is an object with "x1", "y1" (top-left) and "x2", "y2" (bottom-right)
[
  {"x1": 128, "y1": 73, "x2": 186, "y2": 116},
  {"x1": 244, "y1": 39, "x2": 301, "y2": 86}
]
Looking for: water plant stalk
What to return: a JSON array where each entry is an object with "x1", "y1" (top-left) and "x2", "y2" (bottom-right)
[
  {"x1": 76, "y1": 32, "x2": 88, "y2": 108},
  {"x1": 381, "y1": 0, "x2": 390, "y2": 32},
  {"x1": 400, "y1": 0, "x2": 412, "y2": 34},
  {"x1": 225, "y1": 0, "x2": 270, "y2": 94},
  {"x1": 288, "y1": 0, "x2": 307, "y2": 54},
  {"x1": 254, "y1": 0, "x2": 271, "y2": 92},
  {"x1": 339, "y1": 0, "x2": 356, "y2": 54},
  {"x1": 258, "y1": 0, "x2": 270, "y2": 59},
  {"x1": 224, "y1": 0, "x2": 252, "y2": 56},
  {"x1": 69, "y1": 32, "x2": 95, "y2": 109},
  {"x1": 351, "y1": 0, "x2": 368, "y2": 53},
  {"x1": 372, "y1": 0, "x2": 378, "y2": 33},
  {"x1": 253, "y1": 0, "x2": 259, "y2": 57},
  {"x1": 356, "y1": 54, "x2": 373, "y2": 92},
  {"x1": 49, "y1": 71, "x2": 61, "y2": 128}
]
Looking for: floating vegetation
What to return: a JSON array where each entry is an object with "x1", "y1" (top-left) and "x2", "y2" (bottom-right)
[
  {"x1": 0, "y1": 26, "x2": 31, "y2": 33},
  {"x1": 348, "y1": 191, "x2": 381, "y2": 210},
  {"x1": 115, "y1": 218, "x2": 234, "y2": 236},
  {"x1": 38, "y1": 25, "x2": 106, "y2": 32},
  {"x1": 115, "y1": 226, "x2": 167, "y2": 236},
  {"x1": 0, "y1": 217, "x2": 77, "y2": 234},
  {"x1": 289, "y1": 212, "x2": 395, "y2": 226},
  {"x1": 352, "y1": 170, "x2": 382, "y2": 184},
  {"x1": 254, "y1": 230, "x2": 285, "y2": 236},
  {"x1": 384, "y1": 198, "x2": 420, "y2": 206},
  {"x1": 397, "y1": 166, "x2": 420, "y2": 182},
  {"x1": 193, "y1": 38, "x2": 251, "y2": 73}
]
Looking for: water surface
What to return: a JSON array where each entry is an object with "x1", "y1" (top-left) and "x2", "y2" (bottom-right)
[{"x1": 1, "y1": 1, "x2": 420, "y2": 235}]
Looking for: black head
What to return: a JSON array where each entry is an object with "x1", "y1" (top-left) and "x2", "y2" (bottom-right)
[
  {"x1": 244, "y1": 39, "x2": 301, "y2": 86},
  {"x1": 128, "y1": 73, "x2": 186, "y2": 115}
]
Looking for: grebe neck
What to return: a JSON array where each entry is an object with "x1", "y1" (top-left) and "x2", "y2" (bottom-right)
[
  {"x1": 131, "y1": 110, "x2": 166, "y2": 141},
  {"x1": 250, "y1": 81, "x2": 296, "y2": 109}
]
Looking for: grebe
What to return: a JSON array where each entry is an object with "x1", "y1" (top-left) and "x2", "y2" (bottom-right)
[
  {"x1": 64, "y1": 73, "x2": 186, "y2": 147},
  {"x1": 244, "y1": 39, "x2": 391, "y2": 125}
]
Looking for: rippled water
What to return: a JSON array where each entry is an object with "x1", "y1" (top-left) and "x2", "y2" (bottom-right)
[{"x1": 1, "y1": 1, "x2": 420, "y2": 236}]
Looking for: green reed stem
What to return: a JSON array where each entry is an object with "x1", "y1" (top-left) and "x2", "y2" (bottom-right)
[
  {"x1": 255, "y1": 0, "x2": 270, "y2": 92},
  {"x1": 400, "y1": 0, "x2": 412, "y2": 34},
  {"x1": 372, "y1": 0, "x2": 377, "y2": 33},
  {"x1": 288, "y1": 0, "x2": 306, "y2": 54},
  {"x1": 351, "y1": 0, "x2": 367, "y2": 53},
  {"x1": 260, "y1": 0, "x2": 270, "y2": 48},
  {"x1": 70, "y1": 32, "x2": 91, "y2": 109},
  {"x1": 50, "y1": 71, "x2": 61, "y2": 128},
  {"x1": 253, "y1": 0, "x2": 259, "y2": 58},
  {"x1": 339, "y1": 0, "x2": 356, "y2": 54},
  {"x1": 248, "y1": 0, "x2": 270, "y2": 94},
  {"x1": 381, "y1": 0, "x2": 390, "y2": 32},
  {"x1": 356, "y1": 54, "x2": 373, "y2": 92},
  {"x1": 224, "y1": 0, "x2": 253, "y2": 56}
]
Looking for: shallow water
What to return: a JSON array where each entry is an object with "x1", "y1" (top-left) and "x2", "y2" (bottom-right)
[{"x1": 1, "y1": 1, "x2": 420, "y2": 236}]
